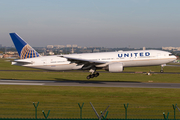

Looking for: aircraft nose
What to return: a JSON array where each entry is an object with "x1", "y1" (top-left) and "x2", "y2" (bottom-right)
[{"x1": 173, "y1": 55, "x2": 177, "y2": 60}]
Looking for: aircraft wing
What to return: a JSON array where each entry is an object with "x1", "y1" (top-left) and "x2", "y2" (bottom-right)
[
  {"x1": 60, "y1": 56, "x2": 107, "y2": 70},
  {"x1": 60, "y1": 56, "x2": 106, "y2": 64}
]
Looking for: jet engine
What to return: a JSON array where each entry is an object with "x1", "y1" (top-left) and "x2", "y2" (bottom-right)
[{"x1": 105, "y1": 62, "x2": 123, "y2": 72}]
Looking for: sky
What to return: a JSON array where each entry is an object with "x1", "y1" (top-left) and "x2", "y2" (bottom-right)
[{"x1": 0, "y1": 0, "x2": 180, "y2": 48}]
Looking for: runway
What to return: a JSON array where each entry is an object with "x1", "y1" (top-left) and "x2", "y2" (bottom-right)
[
  {"x1": 1, "y1": 70, "x2": 180, "y2": 74},
  {"x1": 0, "y1": 80, "x2": 180, "y2": 88}
]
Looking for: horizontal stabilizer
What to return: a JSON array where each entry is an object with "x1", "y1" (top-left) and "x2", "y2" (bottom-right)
[{"x1": 12, "y1": 59, "x2": 33, "y2": 65}]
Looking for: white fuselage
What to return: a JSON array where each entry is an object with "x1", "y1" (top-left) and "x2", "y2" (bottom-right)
[{"x1": 12, "y1": 50, "x2": 177, "y2": 71}]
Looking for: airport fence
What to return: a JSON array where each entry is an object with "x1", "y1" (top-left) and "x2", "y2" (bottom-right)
[{"x1": 0, "y1": 102, "x2": 180, "y2": 119}]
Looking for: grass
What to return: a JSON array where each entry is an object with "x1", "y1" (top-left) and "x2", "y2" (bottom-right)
[
  {"x1": 0, "y1": 85, "x2": 180, "y2": 118},
  {"x1": 0, "y1": 85, "x2": 179, "y2": 104}
]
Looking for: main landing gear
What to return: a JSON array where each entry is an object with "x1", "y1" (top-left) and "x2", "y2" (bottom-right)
[
  {"x1": 86, "y1": 72, "x2": 99, "y2": 79},
  {"x1": 86, "y1": 68, "x2": 99, "y2": 80}
]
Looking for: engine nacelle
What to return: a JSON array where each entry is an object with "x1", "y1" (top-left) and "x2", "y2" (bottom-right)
[{"x1": 106, "y1": 62, "x2": 123, "y2": 72}]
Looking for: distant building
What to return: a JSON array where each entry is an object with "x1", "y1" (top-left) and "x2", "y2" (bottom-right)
[
  {"x1": 6, "y1": 51, "x2": 18, "y2": 54},
  {"x1": 53, "y1": 45, "x2": 65, "y2": 48},
  {"x1": 59, "y1": 45, "x2": 65, "y2": 48},
  {"x1": 54, "y1": 45, "x2": 60, "y2": 49},
  {"x1": 59, "y1": 50, "x2": 63, "y2": 53},
  {"x1": 143, "y1": 47, "x2": 146, "y2": 50},
  {"x1": 79, "y1": 49, "x2": 92, "y2": 53},
  {"x1": 72, "y1": 44, "x2": 78, "y2": 47},
  {"x1": 162, "y1": 47, "x2": 180, "y2": 51},
  {"x1": 66, "y1": 44, "x2": 72, "y2": 47},
  {"x1": 2, "y1": 51, "x2": 19, "y2": 58},
  {"x1": 93, "y1": 49, "x2": 100, "y2": 53},
  {"x1": 3, "y1": 54, "x2": 12, "y2": 58},
  {"x1": 47, "y1": 45, "x2": 54, "y2": 48}
]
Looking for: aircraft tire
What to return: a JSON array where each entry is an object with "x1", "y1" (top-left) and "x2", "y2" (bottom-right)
[
  {"x1": 90, "y1": 74, "x2": 94, "y2": 78},
  {"x1": 94, "y1": 72, "x2": 99, "y2": 77},
  {"x1": 87, "y1": 75, "x2": 91, "y2": 80}
]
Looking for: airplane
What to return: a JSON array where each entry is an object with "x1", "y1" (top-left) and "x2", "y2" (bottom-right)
[{"x1": 9, "y1": 33, "x2": 177, "y2": 79}]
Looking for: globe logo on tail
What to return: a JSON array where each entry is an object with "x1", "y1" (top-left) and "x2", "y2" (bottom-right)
[{"x1": 20, "y1": 44, "x2": 40, "y2": 59}]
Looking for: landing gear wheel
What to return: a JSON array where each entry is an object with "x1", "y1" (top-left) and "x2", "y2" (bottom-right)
[
  {"x1": 90, "y1": 74, "x2": 94, "y2": 78},
  {"x1": 86, "y1": 72, "x2": 100, "y2": 80},
  {"x1": 94, "y1": 72, "x2": 99, "y2": 77},
  {"x1": 87, "y1": 67, "x2": 100, "y2": 79},
  {"x1": 87, "y1": 74, "x2": 95, "y2": 80},
  {"x1": 87, "y1": 75, "x2": 91, "y2": 80}
]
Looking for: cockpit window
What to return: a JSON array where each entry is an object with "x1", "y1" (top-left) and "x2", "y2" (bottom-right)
[{"x1": 169, "y1": 54, "x2": 173, "y2": 56}]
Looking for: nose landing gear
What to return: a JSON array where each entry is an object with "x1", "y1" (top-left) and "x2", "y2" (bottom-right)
[{"x1": 160, "y1": 64, "x2": 166, "y2": 73}]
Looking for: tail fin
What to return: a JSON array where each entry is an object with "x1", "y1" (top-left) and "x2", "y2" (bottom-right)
[{"x1": 9, "y1": 33, "x2": 41, "y2": 59}]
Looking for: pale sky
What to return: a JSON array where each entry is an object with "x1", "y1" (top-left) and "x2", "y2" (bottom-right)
[{"x1": 0, "y1": 0, "x2": 180, "y2": 48}]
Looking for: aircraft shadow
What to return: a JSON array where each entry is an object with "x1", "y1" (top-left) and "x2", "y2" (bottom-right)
[{"x1": 54, "y1": 78, "x2": 141, "y2": 84}]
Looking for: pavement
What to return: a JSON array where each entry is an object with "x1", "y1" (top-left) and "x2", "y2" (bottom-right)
[{"x1": 0, "y1": 80, "x2": 180, "y2": 88}]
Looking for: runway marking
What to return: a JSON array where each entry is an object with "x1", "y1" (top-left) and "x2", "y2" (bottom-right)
[{"x1": 0, "y1": 82, "x2": 44, "y2": 86}]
